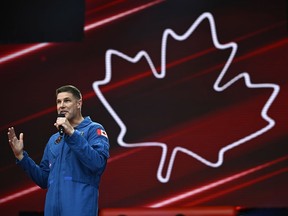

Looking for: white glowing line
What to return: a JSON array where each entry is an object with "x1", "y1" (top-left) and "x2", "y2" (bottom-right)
[
  {"x1": 92, "y1": 12, "x2": 280, "y2": 183},
  {"x1": 0, "y1": 185, "x2": 40, "y2": 204},
  {"x1": 0, "y1": 0, "x2": 164, "y2": 65}
]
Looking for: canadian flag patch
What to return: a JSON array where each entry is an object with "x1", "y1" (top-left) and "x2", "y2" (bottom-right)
[{"x1": 97, "y1": 128, "x2": 108, "y2": 138}]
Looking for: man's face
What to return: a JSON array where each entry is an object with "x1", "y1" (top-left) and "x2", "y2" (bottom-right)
[{"x1": 56, "y1": 92, "x2": 81, "y2": 120}]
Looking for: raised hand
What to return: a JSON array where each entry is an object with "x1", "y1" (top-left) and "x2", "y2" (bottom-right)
[{"x1": 7, "y1": 127, "x2": 24, "y2": 160}]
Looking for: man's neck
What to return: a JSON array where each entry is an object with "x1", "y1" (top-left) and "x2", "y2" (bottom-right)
[{"x1": 70, "y1": 115, "x2": 84, "y2": 128}]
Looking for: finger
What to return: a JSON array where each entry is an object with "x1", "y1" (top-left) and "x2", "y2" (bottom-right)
[
  {"x1": 7, "y1": 128, "x2": 14, "y2": 140},
  {"x1": 19, "y1": 133, "x2": 24, "y2": 142},
  {"x1": 8, "y1": 127, "x2": 16, "y2": 138},
  {"x1": 54, "y1": 123, "x2": 59, "y2": 129},
  {"x1": 10, "y1": 127, "x2": 15, "y2": 134},
  {"x1": 8, "y1": 135, "x2": 14, "y2": 148}
]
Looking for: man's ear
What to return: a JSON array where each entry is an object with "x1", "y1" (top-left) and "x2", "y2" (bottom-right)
[{"x1": 77, "y1": 99, "x2": 82, "y2": 109}]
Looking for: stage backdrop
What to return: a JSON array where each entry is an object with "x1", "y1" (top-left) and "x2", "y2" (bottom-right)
[{"x1": 0, "y1": 0, "x2": 287, "y2": 215}]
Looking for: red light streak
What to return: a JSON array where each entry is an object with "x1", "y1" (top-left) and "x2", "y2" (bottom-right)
[
  {"x1": 184, "y1": 167, "x2": 288, "y2": 206},
  {"x1": 85, "y1": 0, "x2": 164, "y2": 31},
  {"x1": 0, "y1": 106, "x2": 55, "y2": 132},
  {"x1": 147, "y1": 155, "x2": 288, "y2": 207},
  {"x1": 0, "y1": 43, "x2": 49, "y2": 64},
  {"x1": 85, "y1": 0, "x2": 125, "y2": 16},
  {"x1": 0, "y1": 186, "x2": 40, "y2": 205}
]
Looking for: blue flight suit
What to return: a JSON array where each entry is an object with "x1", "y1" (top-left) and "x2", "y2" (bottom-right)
[{"x1": 17, "y1": 116, "x2": 109, "y2": 216}]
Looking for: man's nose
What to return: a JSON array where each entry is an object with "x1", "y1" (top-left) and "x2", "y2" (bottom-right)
[{"x1": 60, "y1": 101, "x2": 65, "y2": 107}]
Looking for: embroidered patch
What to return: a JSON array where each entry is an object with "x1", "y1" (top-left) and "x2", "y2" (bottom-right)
[
  {"x1": 55, "y1": 136, "x2": 62, "y2": 144},
  {"x1": 97, "y1": 128, "x2": 108, "y2": 138}
]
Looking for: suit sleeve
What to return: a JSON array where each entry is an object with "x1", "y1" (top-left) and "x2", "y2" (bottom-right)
[
  {"x1": 17, "y1": 148, "x2": 50, "y2": 189},
  {"x1": 64, "y1": 125, "x2": 110, "y2": 173}
]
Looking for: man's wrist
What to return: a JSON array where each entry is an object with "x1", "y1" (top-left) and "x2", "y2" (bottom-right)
[
  {"x1": 67, "y1": 128, "x2": 75, "y2": 136},
  {"x1": 15, "y1": 152, "x2": 24, "y2": 161}
]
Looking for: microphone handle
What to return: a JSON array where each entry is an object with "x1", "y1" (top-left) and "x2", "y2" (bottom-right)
[
  {"x1": 57, "y1": 113, "x2": 65, "y2": 136},
  {"x1": 59, "y1": 126, "x2": 64, "y2": 136}
]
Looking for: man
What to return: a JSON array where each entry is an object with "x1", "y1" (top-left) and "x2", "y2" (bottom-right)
[{"x1": 7, "y1": 85, "x2": 109, "y2": 216}]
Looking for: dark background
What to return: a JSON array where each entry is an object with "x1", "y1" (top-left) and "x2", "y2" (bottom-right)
[
  {"x1": 0, "y1": 0, "x2": 287, "y2": 215},
  {"x1": 0, "y1": 0, "x2": 85, "y2": 42}
]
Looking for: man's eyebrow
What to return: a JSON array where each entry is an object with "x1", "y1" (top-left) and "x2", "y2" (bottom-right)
[
  {"x1": 57, "y1": 97, "x2": 71, "y2": 100},
  {"x1": 56, "y1": 97, "x2": 71, "y2": 101}
]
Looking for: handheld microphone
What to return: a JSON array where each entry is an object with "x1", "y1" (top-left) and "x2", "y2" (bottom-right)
[{"x1": 57, "y1": 113, "x2": 65, "y2": 136}]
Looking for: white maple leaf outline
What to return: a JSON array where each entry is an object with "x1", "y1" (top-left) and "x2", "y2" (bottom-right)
[{"x1": 92, "y1": 12, "x2": 280, "y2": 183}]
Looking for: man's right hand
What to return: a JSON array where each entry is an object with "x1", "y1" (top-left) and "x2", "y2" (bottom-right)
[{"x1": 7, "y1": 127, "x2": 24, "y2": 160}]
